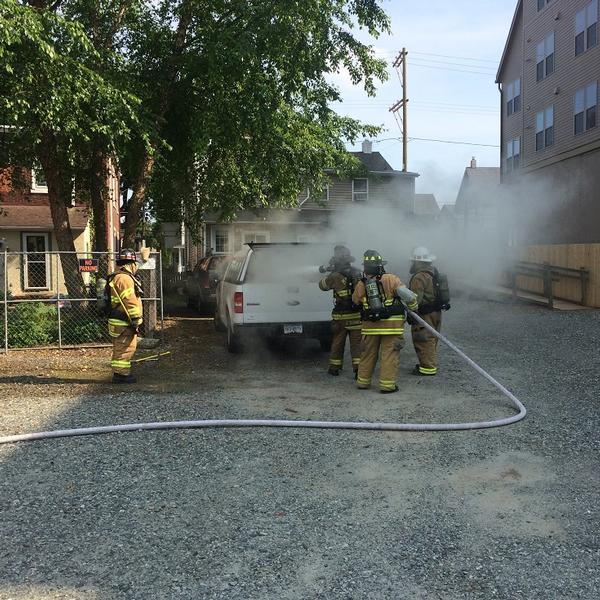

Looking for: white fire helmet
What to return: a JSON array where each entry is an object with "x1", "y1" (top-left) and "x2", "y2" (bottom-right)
[{"x1": 411, "y1": 246, "x2": 436, "y2": 263}]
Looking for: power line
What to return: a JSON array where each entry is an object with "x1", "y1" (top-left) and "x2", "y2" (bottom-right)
[
  {"x1": 373, "y1": 136, "x2": 499, "y2": 148},
  {"x1": 411, "y1": 51, "x2": 498, "y2": 64},
  {"x1": 397, "y1": 56, "x2": 497, "y2": 72},
  {"x1": 408, "y1": 61, "x2": 495, "y2": 76}
]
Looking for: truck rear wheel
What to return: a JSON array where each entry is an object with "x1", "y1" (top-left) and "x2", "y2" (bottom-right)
[{"x1": 226, "y1": 318, "x2": 242, "y2": 353}]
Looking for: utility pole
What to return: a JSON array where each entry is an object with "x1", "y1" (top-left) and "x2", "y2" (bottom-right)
[{"x1": 390, "y1": 48, "x2": 408, "y2": 172}]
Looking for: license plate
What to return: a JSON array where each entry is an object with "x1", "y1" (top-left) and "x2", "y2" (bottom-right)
[{"x1": 284, "y1": 324, "x2": 303, "y2": 334}]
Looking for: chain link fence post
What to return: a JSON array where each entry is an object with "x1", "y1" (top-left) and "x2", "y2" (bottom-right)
[
  {"x1": 2, "y1": 250, "x2": 7, "y2": 353},
  {"x1": 55, "y1": 252, "x2": 62, "y2": 348}
]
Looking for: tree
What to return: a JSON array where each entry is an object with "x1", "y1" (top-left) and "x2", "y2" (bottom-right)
[
  {"x1": 0, "y1": 0, "x2": 138, "y2": 295},
  {"x1": 120, "y1": 0, "x2": 390, "y2": 245}
]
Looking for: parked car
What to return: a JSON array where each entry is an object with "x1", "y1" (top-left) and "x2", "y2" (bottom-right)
[
  {"x1": 214, "y1": 243, "x2": 334, "y2": 353},
  {"x1": 184, "y1": 254, "x2": 230, "y2": 313}
]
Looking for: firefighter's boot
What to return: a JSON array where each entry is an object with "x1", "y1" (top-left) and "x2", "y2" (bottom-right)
[{"x1": 112, "y1": 373, "x2": 137, "y2": 384}]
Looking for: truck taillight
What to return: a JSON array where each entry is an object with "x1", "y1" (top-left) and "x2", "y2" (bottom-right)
[{"x1": 233, "y1": 292, "x2": 244, "y2": 313}]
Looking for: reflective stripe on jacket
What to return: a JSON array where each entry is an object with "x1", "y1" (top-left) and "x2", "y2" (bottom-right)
[
  {"x1": 109, "y1": 268, "x2": 143, "y2": 325},
  {"x1": 319, "y1": 270, "x2": 361, "y2": 321},
  {"x1": 352, "y1": 273, "x2": 416, "y2": 335}
]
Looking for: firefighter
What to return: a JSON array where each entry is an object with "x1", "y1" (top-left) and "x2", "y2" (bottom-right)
[
  {"x1": 352, "y1": 250, "x2": 418, "y2": 393},
  {"x1": 107, "y1": 248, "x2": 143, "y2": 383},
  {"x1": 409, "y1": 246, "x2": 441, "y2": 376},
  {"x1": 318, "y1": 245, "x2": 362, "y2": 377}
]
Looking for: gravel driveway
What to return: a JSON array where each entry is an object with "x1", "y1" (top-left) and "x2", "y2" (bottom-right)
[{"x1": 0, "y1": 296, "x2": 598, "y2": 599}]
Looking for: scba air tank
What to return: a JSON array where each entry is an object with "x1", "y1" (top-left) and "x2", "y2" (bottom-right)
[{"x1": 365, "y1": 279, "x2": 384, "y2": 313}]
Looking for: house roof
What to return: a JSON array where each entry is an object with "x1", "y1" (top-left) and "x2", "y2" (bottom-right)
[
  {"x1": 496, "y1": 0, "x2": 522, "y2": 83},
  {"x1": 0, "y1": 205, "x2": 89, "y2": 230},
  {"x1": 350, "y1": 151, "x2": 419, "y2": 178},
  {"x1": 413, "y1": 194, "x2": 440, "y2": 216},
  {"x1": 455, "y1": 166, "x2": 501, "y2": 213}
]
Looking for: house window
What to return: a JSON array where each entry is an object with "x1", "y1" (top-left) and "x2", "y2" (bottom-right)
[
  {"x1": 574, "y1": 82, "x2": 598, "y2": 134},
  {"x1": 352, "y1": 178, "x2": 368, "y2": 202},
  {"x1": 31, "y1": 165, "x2": 48, "y2": 193},
  {"x1": 538, "y1": 0, "x2": 552, "y2": 11},
  {"x1": 506, "y1": 138, "x2": 521, "y2": 173},
  {"x1": 213, "y1": 229, "x2": 230, "y2": 254},
  {"x1": 506, "y1": 79, "x2": 521, "y2": 116},
  {"x1": 243, "y1": 232, "x2": 269, "y2": 244},
  {"x1": 536, "y1": 33, "x2": 555, "y2": 82},
  {"x1": 576, "y1": 0, "x2": 598, "y2": 56},
  {"x1": 22, "y1": 232, "x2": 50, "y2": 290},
  {"x1": 536, "y1": 106, "x2": 554, "y2": 151}
]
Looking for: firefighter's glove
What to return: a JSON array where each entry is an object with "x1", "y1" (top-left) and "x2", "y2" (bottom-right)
[
  {"x1": 395, "y1": 286, "x2": 418, "y2": 305},
  {"x1": 319, "y1": 265, "x2": 327, "y2": 273},
  {"x1": 131, "y1": 318, "x2": 143, "y2": 335}
]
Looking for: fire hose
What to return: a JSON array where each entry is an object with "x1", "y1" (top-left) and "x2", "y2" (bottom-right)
[{"x1": 0, "y1": 310, "x2": 526, "y2": 445}]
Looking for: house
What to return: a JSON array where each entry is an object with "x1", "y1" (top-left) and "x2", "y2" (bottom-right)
[
  {"x1": 496, "y1": 0, "x2": 600, "y2": 246},
  {"x1": 0, "y1": 162, "x2": 120, "y2": 297},
  {"x1": 168, "y1": 141, "x2": 420, "y2": 269},
  {"x1": 454, "y1": 158, "x2": 501, "y2": 239},
  {"x1": 412, "y1": 194, "x2": 440, "y2": 220}
]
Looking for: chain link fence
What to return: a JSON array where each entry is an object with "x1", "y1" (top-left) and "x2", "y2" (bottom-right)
[{"x1": 1, "y1": 251, "x2": 163, "y2": 352}]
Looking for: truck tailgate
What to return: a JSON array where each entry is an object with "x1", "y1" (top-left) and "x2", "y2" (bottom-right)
[{"x1": 241, "y1": 283, "x2": 332, "y2": 324}]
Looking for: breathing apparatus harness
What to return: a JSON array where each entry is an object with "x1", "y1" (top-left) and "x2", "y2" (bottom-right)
[
  {"x1": 410, "y1": 267, "x2": 451, "y2": 315},
  {"x1": 361, "y1": 269, "x2": 406, "y2": 322}
]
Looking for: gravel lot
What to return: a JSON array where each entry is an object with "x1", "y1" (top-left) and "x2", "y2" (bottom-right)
[{"x1": 0, "y1": 296, "x2": 598, "y2": 599}]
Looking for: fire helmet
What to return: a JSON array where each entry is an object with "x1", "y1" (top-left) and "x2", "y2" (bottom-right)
[
  {"x1": 332, "y1": 245, "x2": 355, "y2": 264},
  {"x1": 117, "y1": 248, "x2": 138, "y2": 265},
  {"x1": 411, "y1": 246, "x2": 436, "y2": 263},
  {"x1": 362, "y1": 249, "x2": 386, "y2": 275}
]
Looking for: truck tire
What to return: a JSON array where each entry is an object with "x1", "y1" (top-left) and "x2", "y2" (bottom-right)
[
  {"x1": 319, "y1": 337, "x2": 332, "y2": 352},
  {"x1": 214, "y1": 308, "x2": 226, "y2": 332},
  {"x1": 226, "y1": 317, "x2": 242, "y2": 353}
]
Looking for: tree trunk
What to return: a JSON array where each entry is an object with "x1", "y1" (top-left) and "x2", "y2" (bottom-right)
[
  {"x1": 38, "y1": 132, "x2": 86, "y2": 298},
  {"x1": 90, "y1": 141, "x2": 109, "y2": 253},
  {"x1": 122, "y1": 150, "x2": 154, "y2": 248}
]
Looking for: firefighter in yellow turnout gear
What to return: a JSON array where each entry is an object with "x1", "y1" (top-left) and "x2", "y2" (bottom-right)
[
  {"x1": 352, "y1": 250, "x2": 418, "y2": 393},
  {"x1": 409, "y1": 246, "x2": 445, "y2": 376},
  {"x1": 107, "y1": 248, "x2": 143, "y2": 384},
  {"x1": 318, "y1": 245, "x2": 362, "y2": 377}
]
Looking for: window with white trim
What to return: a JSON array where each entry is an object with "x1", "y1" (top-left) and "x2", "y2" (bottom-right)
[
  {"x1": 536, "y1": 32, "x2": 555, "y2": 82},
  {"x1": 536, "y1": 106, "x2": 554, "y2": 151},
  {"x1": 352, "y1": 178, "x2": 368, "y2": 202},
  {"x1": 31, "y1": 165, "x2": 48, "y2": 193},
  {"x1": 22, "y1": 232, "x2": 50, "y2": 290},
  {"x1": 506, "y1": 137, "x2": 521, "y2": 173},
  {"x1": 213, "y1": 229, "x2": 230, "y2": 254},
  {"x1": 574, "y1": 82, "x2": 598, "y2": 134},
  {"x1": 506, "y1": 79, "x2": 521, "y2": 116},
  {"x1": 576, "y1": 0, "x2": 598, "y2": 56}
]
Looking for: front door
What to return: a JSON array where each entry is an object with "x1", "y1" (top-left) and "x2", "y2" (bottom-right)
[{"x1": 22, "y1": 233, "x2": 50, "y2": 290}]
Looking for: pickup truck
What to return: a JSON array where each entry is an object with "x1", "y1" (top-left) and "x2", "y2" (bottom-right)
[{"x1": 214, "y1": 243, "x2": 335, "y2": 353}]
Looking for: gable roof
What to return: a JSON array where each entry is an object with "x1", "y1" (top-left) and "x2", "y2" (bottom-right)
[
  {"x1": 455, "y1": 166, "x2": 500, "y2": 213},
  {"x1": 349, "y1": 151, "x2": 419, "y2": 178},
  {"x1": 496, "y1": 0, "x2": 523, "y2": 83},
  {"x1": 0, "y1": 205, "x2": 89, "y2": 230}
]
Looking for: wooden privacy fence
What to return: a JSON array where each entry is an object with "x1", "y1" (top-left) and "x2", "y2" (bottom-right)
[{"x1": 510, "y1": 244, "x2": 600, "y2": 308}]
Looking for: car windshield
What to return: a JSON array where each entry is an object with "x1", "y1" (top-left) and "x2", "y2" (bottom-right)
[{"x1": 245, "y1": 245, "x2": 331, "y2": 284}]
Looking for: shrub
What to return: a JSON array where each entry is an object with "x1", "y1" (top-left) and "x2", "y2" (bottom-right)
[{"x1": 7, "y1": 302, "x2": 58, "y2": 348}]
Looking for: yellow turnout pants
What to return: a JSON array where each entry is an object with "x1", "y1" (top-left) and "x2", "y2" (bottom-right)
[
  {"x1": 411, "y1": 311, "x2": 441, "y2": 375},
  {"x1": 109, "y1": 322, "x2": 138, "y2": 375},
  {"x1": 329, "y1": 318, "x2": 362, "y2": 372},
  {"x1": 356, "y1": 334, "x2": 402, "y2": 392}
]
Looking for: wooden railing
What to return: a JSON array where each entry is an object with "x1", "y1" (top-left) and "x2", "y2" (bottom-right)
[{"x1": 506, "y1": 261, "x2": 589, "y2": 309}]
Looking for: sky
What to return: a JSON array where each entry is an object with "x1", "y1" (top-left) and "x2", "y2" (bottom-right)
[{"x1": 330, "y1": 0, "x2": 518, "y2": 205}]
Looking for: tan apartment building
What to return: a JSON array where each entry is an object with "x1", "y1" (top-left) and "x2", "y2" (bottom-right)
[
  {"x1": 497, "y1": 0, "x2": 600, "y2": 306},
  {"x1": 497, "y1": 0, "x2": 599, "y2": 245}
]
